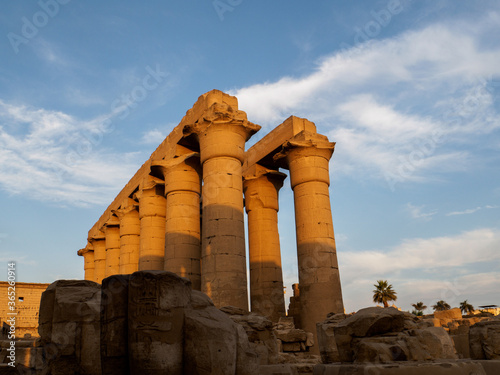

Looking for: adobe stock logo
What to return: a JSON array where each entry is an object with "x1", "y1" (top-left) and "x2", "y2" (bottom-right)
[{"x1": 7, "y1": 0, "x2": 71, "y2": 54}]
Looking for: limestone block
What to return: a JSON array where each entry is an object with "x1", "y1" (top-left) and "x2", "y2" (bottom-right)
[
  {"x1": 333, "y1": 307, "x2": 405, "y2": 362},
  {"x1": 101, "y1": 274, "x2": 130, "y2": 375},
  {"x1": 38, "y1": 280, "x2": 101, "y2": 375},
  {"x1": 184, "y1": 306, "x2": 239, "y2": 374},
  {"x1": 451, "y1": 333, "x2": 470, "y2": 359},
  {"x1": 434, "y1": 308, "x2": 462, "y2": 325},
  {"x1": 316, "y1": 313, "x2": 346, "y2": 364},
  {"x1": 275, "y1": 329, "x2": 307, "y2": 343},
  {"x1": 353, "y1": 339, "x2": 398, "y2": 363},
  {"x1": 470, "y1": 319, "x2": 500, "y2": 359},
  {"x1": 478, "y1": 360, "x2": 500, "y2": 375},
  {"x1": 411, "y1": 327, "x2": 457, "y2": 360},
  {"x1": 223, "y1": 308, "x2": 279, "y2": 365},
  {"x1": 276, "y1": 317, "x2": 295, "y2": 330},
  {"x1": 128, "y1": 271, "x2": 191, "y2": 374},
  {"x1": 282, "y1": 342, "x2": 302, "y2": 352}
]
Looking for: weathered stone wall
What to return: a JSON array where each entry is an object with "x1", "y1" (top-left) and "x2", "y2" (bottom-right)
[{"x1": 0, "y1": 282, "x2": 50, "y2": 338}]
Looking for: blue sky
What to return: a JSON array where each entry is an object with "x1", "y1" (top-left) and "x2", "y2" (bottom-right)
[{"x1": 1, "y1": 0, "x2": 499, "y2": 314}]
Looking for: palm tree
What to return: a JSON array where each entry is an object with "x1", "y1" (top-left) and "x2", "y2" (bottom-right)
[
  {"x1": 432, "y1": 300, "x2": 451, "y2": 311},
  {"x1": 460, "y1": 300, "x2": 474, "y2": 315},
  {"x1": 411, "y1": 301, "x2": 427, "y2": 316},
  {"x1": 373, "y1": 280, "x2": 397, "y2": 307}
]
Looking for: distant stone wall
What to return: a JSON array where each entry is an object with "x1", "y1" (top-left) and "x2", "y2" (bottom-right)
[{"x1": 0, "y1": 281, "x2": 50, "y2": 337}]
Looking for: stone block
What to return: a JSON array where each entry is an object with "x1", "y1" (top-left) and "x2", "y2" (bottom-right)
[
  {"x1": 434, "y1": 308, "x2": 462, "y2": 324},
  {"x1": 275, "y1": 329, "x2": 307, "y2": 343},
  {"x1": 128, "y1": 271, "x2": 191, "y2": 374},
  {"x1": 101, "y1": 274, "x2": 131, "y2": 375},
  {"x1": 38, "y1": 280, "x2": 101, "y2": 375},
  {"x1": 470, "y1": 319, "x2": 500, "y2": 359},
  {"x1": 184, "y1": 306, "x2": 238, "y2": 374},
  {"x1": 333, "y1": 307, "x2": 405, "y2": 362}
]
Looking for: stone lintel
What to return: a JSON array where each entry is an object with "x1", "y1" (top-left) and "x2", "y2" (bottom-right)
[{"x1": 244, "y1": 116, "x2": 317, "y2": 172}]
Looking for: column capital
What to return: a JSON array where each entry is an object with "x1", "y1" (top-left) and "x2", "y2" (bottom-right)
[
  {"x1": 112, "y1": 198, "x2": 139, "y2": 218},
  {"x1": 183, "y1": 102, "x2": 260, "y2": 139},
  {"x1": 152, "y1": 152, "x2": 201, "y2": 195},
  {"x1": 89, "y1": 230, "x2": 105, "y2": 243},
  {"x1": 77, "y1": 243, "x2": 93, "y2": 256},
  {"x1": 243, "y1": 164, "x2": 287, "y2": 212},
  {"x1": 103, "y1": 214, "x2": 120, "y2": 228},
  {"x1": 274, "y1": 131, "x2": 335, "y2": 189},
  {"x1": 134, "y1": 175, "x2": 165, "y2": 200},
  {"x1": 183, "y1": 103, "x2": 261, "y2": 163},
  {"x1": 274, "y1": 131, "x2": 335, "y2": 164}
]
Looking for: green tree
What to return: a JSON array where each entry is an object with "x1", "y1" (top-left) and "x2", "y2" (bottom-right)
[
  {"x1": 372, "y1": 280, "x2": 397, "y2": 308},
  {"x1": 432, "y1": 300, "x2": 451, "y2": 311},
  {"x1": 460, "y1": 300, "x2": 474, "y2": 315},
  {"x1": 411, "y1": 301, "x2": 427, "y2": 316}
]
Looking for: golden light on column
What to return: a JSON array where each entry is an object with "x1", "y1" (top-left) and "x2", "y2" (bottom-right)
[{"x1": 275, "y1": 130, "x2": 344, "y2": 353}]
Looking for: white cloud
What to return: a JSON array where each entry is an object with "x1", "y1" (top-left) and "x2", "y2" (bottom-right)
[
  {"x1": 229, "y1": 20, "x2": 500, "y2": 184},
  {"x1": 406, "y1": 203, "x2": 437, "y2": 220},
  {"x1": 447, "y1": 205, "x2": 498, "y2": 216},
  {"x1": 141, "y1": 128, "x2": 168, "y2": 144},
  {"x1": 339, "y1": 228, "x2": 500, "y2": 311},
  {"x1": 340, "y1": 228, "x2": 500, "y2": 278},
  {"x1": 0, "y1": 100, "x2": 141, "y2": 206}
]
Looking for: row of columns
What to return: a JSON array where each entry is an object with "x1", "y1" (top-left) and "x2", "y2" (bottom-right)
[{"x1": 80, "y1": 125, "x2": 343, "y2": 338}]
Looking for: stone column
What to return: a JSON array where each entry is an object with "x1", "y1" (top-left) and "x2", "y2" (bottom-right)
[
  {"x1": 78, "y1": 246, "x2": 95, "y2": 282},
  {"x1": 275, "y1": 131, "x2": 344, "y2": 347},
  {"x1": 113, "y1": 198, "x2": 140, "y2": 274},
  {"x1": 243, "y1": 165, "x2": 286, "y2": 321},
  {"x1": 104, "y1": 215, "x2": 121, "y2": 278},
  {"x1": 184, "y1": 103, "x2": 260, "y2": 309},
  {"x1": 136, "y1": 175, "x2": 166, "y2": 271},
  {"x1": 90, "y1": 231, "x2": 106, "y2": 283},
  {"x1": 154, "y1": 153, "x2": 202, "y2": 290}
]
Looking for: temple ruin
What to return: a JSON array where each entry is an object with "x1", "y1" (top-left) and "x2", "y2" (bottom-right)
[{"x1": 77, "y1": 89, "x2": 344, "y2": 344}]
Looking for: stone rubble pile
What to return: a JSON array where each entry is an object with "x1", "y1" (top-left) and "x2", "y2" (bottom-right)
[{"x1": 315, "y1": 306, "x2": 500, "y2": 375}]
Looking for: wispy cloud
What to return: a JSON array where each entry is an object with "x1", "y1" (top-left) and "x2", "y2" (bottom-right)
[
  {"x1": 230, "y1": 19, "x2": 500, "y2": 184},
  {"x1": 339, "y1": 228, "x2": 500, "y2": 311},
  {"x1": 140, "y1": 127, "x2": 172, "y2": 144},
  {"x1": 0, "y1": 100, "x2": 140, "y2": 206},
  {"x1": 447, "y1": 205, "x2": 498, "y2": 216},
  {"x1": 406, "y1": 203, "x2": 437, "y2": 221},
  {"x1": 339, "y1": 228, "x2": 500, "y2": 280}
]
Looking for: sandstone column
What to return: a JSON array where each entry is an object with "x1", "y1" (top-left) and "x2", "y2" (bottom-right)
[
  {"x1": 136, "y1": 175, "x2": 166, "y2": 271},
  {"x1": 154, "y1": 153, "x2": 202, "y2": 290},
  {"x1": 78, "y1": 246, "x2": 95, "y2": 282},
  {"x1": 184, "y1": 103, "x2": 260, "y2": 309},
  {"x1": 243, "y1": 165, "x2": 286, "y2": 321},
  {"x1": 275, "y1": 131, "x2": 344, "y2": 345},
  {"x1": 90, "y1": 231, "x2": 106, "y2": 283},
  {"x1": 104, "y1": 215, "x2": 121, "y2": 278},
  {"x1": 113, "y1": 198, "x2": 140, "y2": 274}
]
